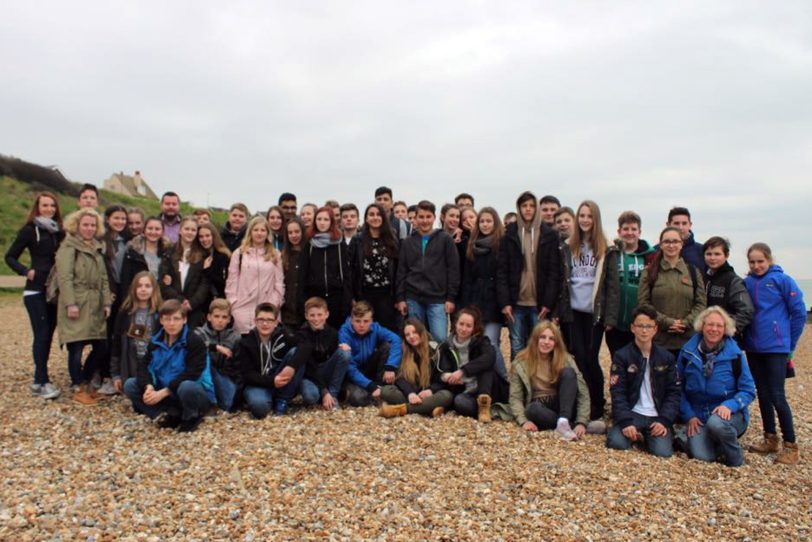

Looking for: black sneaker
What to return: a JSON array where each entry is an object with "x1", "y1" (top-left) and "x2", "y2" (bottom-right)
[
  {"x1": 273, "y1": 399, "x2": 288, "y2": 416},
  {"x1": 156, "y1": 412, "x2": 182, "y2": 429},
  {"x1": 177, "y1": 416, "x2": 202, "y2": 433}
]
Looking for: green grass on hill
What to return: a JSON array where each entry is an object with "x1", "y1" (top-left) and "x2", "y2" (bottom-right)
[{"x1": 0, "y1": 175, "x2": 228, "y2": 275}]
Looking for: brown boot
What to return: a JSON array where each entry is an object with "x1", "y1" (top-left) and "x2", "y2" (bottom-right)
[
  {"x1": 748, "y1": 433, "x2": 780, "y2": 454},
  {"x1": 477, "y1": 394, "x2": 492, "y2": 423},
  {"x1": 72, "y1": 384, "x2": 99, "y2": 406},
  {"x1": 379, "y1": 403, "x2": 407, "y2": 418},
  {"x1": 431, "y1": 406, "x2": 445, "y2": 418},
  {"x1": 775, "y1": 442, "x2": 800, "y2": 465}
]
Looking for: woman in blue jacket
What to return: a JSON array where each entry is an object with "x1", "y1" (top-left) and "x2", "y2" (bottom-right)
[
  {"x1": 678, "y1": 306, "x2": 755, "y2": 467},
  {"x1": 743, "y1": 243, "x2": 806, "y2": 465}
]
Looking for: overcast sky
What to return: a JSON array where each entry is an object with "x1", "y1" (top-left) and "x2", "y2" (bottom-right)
[{"x1": 2, "y1": 1, "x2": 811, "y2": 279}]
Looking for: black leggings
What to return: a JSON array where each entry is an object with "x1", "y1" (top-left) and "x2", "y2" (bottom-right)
[
  {"x1": 524, "y1": 367, "x2": 578, "y2": 429},
  {"x1": 565, "y1": 310, "x2": 604, "y2": 420}
]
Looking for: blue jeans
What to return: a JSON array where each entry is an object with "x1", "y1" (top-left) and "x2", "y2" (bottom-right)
[
  {"x1": 211, "y1": 368, "x2": 239, "y2": 412},
  {"x1": 406, "y1": 299, "x2": 448, "y2": 341},
  {"x1": 606, "y1": 412, "x2": 674, "y2": 458},
  {"x1": 300, "y1": 349, "x2": 351, "y2": 405},
  {"x1": 23, "y1": 293, "x2": 57, "y2": 385},
  {"x1": 687, "y1": 412, "x2": 747, "y2": 467},
  {"x1": 67, "y1": 340, "x2": 103, "y2": 386},
  {"x1": 483, "y1": 322, "x2": 507, "y2": 381},
  {"x1": 124, "y1": 377, "x2": 212, "y2": 421},
  {"x1": 507, "y1": 305, "x2": 538, "y2": 359},
  {"x1": 748, "y1": 352, "x2": 795, "y2": 443},
  {"x1": 243, "y1": 354, "x2": 304, "y2": 418}
]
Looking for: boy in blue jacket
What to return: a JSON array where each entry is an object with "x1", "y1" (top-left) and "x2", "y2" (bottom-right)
[
  {"x1": 124, "y1": 299, "x2": 215, "y2": 433},
  {"x1": 340, "y1": 301, "x2": 402, "y2": 406}
]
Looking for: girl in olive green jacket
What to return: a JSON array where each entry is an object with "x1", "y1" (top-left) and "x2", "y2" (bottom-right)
[{"x1": 638, "y1": 227, "x2": 706, "y2": 355}]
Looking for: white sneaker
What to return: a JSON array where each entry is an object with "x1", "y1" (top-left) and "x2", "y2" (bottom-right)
[
  {"x1": 30, "y1": 383, "x2": 43, "y2": 395},
  {"x1": 555, "y1": 419, "x2": 577, "y2": 441},
  {"x1": 97, "y1": 378, "x2": 118, "y2": 395},
  {"x1": 40, "y1": 383, "x2": 61, "y2": 400}
]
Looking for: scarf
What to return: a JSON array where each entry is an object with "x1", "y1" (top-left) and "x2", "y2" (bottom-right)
[
  {"x1": 34, "y1": 216, "x2": 60, "y2": 234},
  {"x1": 310, "y1": 232, "x2": 339, "y2": 249},
  {"x1": 699, "y1": 340, "x2": 724, "y2": 378},
  {"x1": 472, "y1": 235, "x2": 494, "y2": 256}
]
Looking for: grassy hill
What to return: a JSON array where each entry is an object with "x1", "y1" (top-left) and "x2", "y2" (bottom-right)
[{"x1": 0, "y1": 175, "x2": 228, "y2": 275}]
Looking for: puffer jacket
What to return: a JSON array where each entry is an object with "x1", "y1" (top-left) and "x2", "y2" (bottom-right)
[
  {"x1": 432, "y1": 334, "x2": 495, "y2": 394},
  {"x1": 5, "y1": 222, "x2": 62, "y2": 292},
  {"x1": 743, "y1": 265, "x2": 806, "y2": 354},
  {"x1": 677, "y1": 335, "x2": 755, "y2": 425}
]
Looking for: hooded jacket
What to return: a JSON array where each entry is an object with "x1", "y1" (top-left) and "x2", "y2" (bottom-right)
[
  {"x1": 297, "y1": 240, "x2": 351, "y2": 316},
  {"x1": 609, "y1": 341, "x2": 681, "y2": 428},
  {"x1": 614, "y1": 239, "x2": 656, "y2": 331},
  {"x1": 118, "y1": 235, "x2": 168, "y2": 300},
  {"x1": 135, "y1": 324, "x2": 216, "y2": 404},
  {"x1": 460, "y1": 235, "x2": 502, "y2": 323},
  {"x1": 704, "y1": 262, "x2": 754, "y2": 336},
  {"x1": 396, "y1": 228, "x2": 460, "y2": 305},
  {"x1": 496, "y1": 194, "x2": 561, "y2": 312},
  {"x1": 677, "y1": 335, "x2": 755, "y2": 425},
  {"x1": 55, "y1": 234, "x2": 112, "y2": 345},
  {"x1": 339, "y1": 317, "x2": 402, "y2": 391},
  {"x1": 743, "y1": 265, "x2": 806, "y2": 354},
  {"x1": 237, "y1": 325, "x2": 304, "y2": 389},
  {"x1": 193, "y1": 322, "x2": 242, "y2": 379}
]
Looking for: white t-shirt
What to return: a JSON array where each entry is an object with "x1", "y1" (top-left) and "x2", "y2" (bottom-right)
[{"x1": 632, "y1": 357, "x2": 658, "y2": 417}]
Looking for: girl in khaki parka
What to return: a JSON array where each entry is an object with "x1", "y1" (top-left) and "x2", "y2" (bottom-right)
[{"x1": 56, "y1": 209, "x2": 111, "y2": 405}]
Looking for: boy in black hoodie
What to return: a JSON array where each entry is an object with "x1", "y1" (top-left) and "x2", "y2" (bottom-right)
[
  {"x1": 496, "y1": 191, "x2": 561, "y2": 359},
  {"x1": 237, "y1": 303, "x2": 304, "y2": 418},
  {"x1": 395, "y1": 200, "x2": 459, "y2": 341},
  {"x1": 297, "y1": 297, "x2": 351, "y2": 411},
  {"x1": 193, "y1": 299, "x2": 242, "y2": 412}
]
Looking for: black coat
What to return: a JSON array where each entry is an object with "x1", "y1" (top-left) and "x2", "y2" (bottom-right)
[
  {"x1": 220, "y1": 223, "x2": 246, "y2": 254},
  {"x1": 203, "y1": 250, "x2": 230, "y2": 299},
  {"x1": 496, "y1": 222, "x2": 561, "y2": 311},
  {"x1": 460, "y1": 244, "x2": 501, "y2": 323},
  {"x1": 609, "y1": 342, "x2": 681, "y2": 427},
  {"x1": 298, "y1": 241, "x2": 351, "y2": 316},
  {"x1": 704, "y1": 262, "x2": 754, "y2": 336},
  {"x1": 4, "y1": 223, "x2": 62, "y2": 292},
  {"x1": 159, "y1": 252, "x2": 211, "y2": 317},
  {"x1": 432, "y1": 335, "x2": 496, "y2": 393}
]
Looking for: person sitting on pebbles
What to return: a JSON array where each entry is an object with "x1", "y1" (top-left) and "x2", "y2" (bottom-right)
[
  {"x1": 677, "y1": 306, "x2": 756, "y2": 467},
  {"x1": 124, "y1": 299, "x2": 216, "y2": 433},
  {"x1": 379, "y1": 318, "x2": 453, "y2": 418},
  {"x1": 434, "y1": 306, "x2": 507, "y2": 423},
  {"x1": 493, "y1": 320, "x2": 589, "y2": 439},
  {"x1": 339, "y1": 301, "x2": 402, "y2": 407},
  {"x1": 606, "y1": 305, "x2": 681, "y2": 457}
]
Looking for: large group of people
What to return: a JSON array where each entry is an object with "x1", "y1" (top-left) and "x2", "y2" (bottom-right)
[{"x1": 5, "y1": 183, "x2": 806, "y2": 465}]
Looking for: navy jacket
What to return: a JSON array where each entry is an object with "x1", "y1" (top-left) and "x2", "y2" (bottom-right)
[{"x1": 609, "y1": 342, "x2": 681, "y2": 428}]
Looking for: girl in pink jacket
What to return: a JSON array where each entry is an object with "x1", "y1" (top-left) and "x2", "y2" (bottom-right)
[{"x1": 225, "y1": 217, "x2": 285, "y2": 333}]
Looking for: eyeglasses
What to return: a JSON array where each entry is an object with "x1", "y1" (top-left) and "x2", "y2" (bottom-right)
[
  {"x1": 633, "y1": 324, "x2": 656, "y2": 331},
  {"x1": 255, "y1": 318, "x2": 277, "y2": 324},
  {"x1": 660, "y1": 239, "x2": 682, "y2": 245}
]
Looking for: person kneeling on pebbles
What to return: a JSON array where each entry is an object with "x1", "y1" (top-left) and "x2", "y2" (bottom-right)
[
  {"x1": 124, "y1": 299, "x2": 216, "y2": 433},
  {"x1": 606, "y1": 305, "x2": 681, "y2": 457},
  {"x1": 339, "y1": 301, "x2": 402, "y2": 407},
  {"x1": 237, "y1": 303, "x2": 305, "y2": 418},
  {"x1": 493, "y1": 320, "x2": 589, "y2": 438}
]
